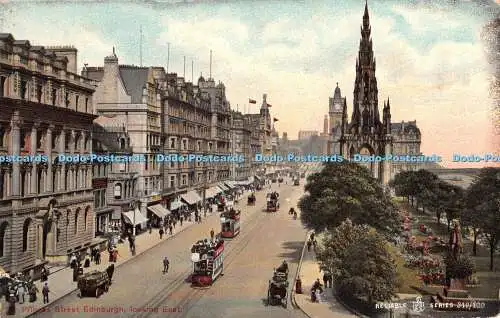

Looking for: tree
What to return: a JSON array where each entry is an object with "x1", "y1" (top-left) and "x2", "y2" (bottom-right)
[
  {"x1": 413, "y1": 169, "x2": 440, "y2": 214},
  {"x1": 389, "y1": 171, "x2": 419, "y2": 206},
  {"x1": 316, "y1": 219, "x2": 369, "y2": 275},
  {"x1": 336, "y1": 228, "x2": 398, "y2": 304},
  {"x1": 299, "y1": 161, "x2": 402, "y2": 237},
  {"x1": 464, "y1": 168, "x2": 500, "y2": 270}
]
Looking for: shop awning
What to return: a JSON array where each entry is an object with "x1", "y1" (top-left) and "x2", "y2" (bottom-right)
[
  {"x1": 181, "y1": 191, "x2": 202, "y2": 205},
  {"x1": 122, "y1": 209, "x2": 148, "y2": 226},
  {"x1": 254, "y1": 175, "x2": 262, "y2": 181},
  {"x1": 170, "y1": 200, "x2": 185, "y2": 210},
  {"x1": 205, "y1": 187, "x2": 222, "y2": 198},
  {"x1": 224, "y1": 181, "x2": 238, "y2": 189},
  {"x1": 147, "y1": 204, "x2": 170, "y2": 218},
  {"x1": 218, "y1": 183, "x2": 230, "y2": 191}
]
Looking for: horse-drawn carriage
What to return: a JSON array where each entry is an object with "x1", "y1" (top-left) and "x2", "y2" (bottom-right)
[
  {"x1": 266, "y1": 192, "x2": 279, "y2": 212},
  {"x1": 267, "y1": 262, "x2": 289, "y2": 307},
  {"x1": 247, "y1": 194, "x2": 256, "y2": 205},
  {"x1": 77, "y1": 270, "x2": 111, "y2": 298}
]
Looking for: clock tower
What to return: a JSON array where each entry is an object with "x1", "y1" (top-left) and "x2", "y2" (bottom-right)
[{"x1": 328, "y1": 82, "x2": 345, "y2": 154}]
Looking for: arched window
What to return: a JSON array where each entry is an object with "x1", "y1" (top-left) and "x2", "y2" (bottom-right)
[
  {"x1": 114, "y1": 183, "x2": 122, "y2": 199},
  {"x1": 22, "y1": 218, "x2": 32, "y2": 252},
  {"x1": 74, "y1": 209, "x2": 80, "y2": 234},
  {"x1": 0, "y1": 221, "x2": 8, "y2": 257},
  {"x1": 84, "y1": 207, "x2": 90, "y2": 231}
]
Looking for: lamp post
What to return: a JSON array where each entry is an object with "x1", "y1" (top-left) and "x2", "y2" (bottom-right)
[
  {"x1": 130, "y1": 199, "x2": 140, "y2": 237},
  {"x1": 203, "y1": 170, "x2": 208, "y2": 215}
]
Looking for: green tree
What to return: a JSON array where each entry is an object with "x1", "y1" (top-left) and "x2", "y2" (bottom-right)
[
  {"x1": 336, "y1": 228, "x2": 398, "y2": 304},
  {"x1": 464, "y1": 168, "x2": 500, "y2": 270},
  {"x1": 316, "y1": 219, "x2": 369, "y2": 276},
  {"x1": 389, "y1": 170, "x2": 419, "y2": 206},
  {"x1": 413, "y1": 169, "x2": 440, "y2": 214},
  {"x1": 299, "y1": 162, "x2": 401, "y2": 237}
]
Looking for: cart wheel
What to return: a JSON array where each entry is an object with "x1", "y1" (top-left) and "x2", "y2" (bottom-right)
[
  {"x1": 95, "y1": 288, "x2": 100, "y2": 298},
  {"x1": 283, "y1": 297, "x2": 288, "y2": 308},
  {"x1": 104, "y1": 284, "x2": 109, "y2": 292}
]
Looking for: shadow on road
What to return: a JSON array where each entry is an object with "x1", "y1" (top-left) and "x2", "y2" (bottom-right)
[{"x1": 277, "y1": 241, "x2": 304, "y2": 261}]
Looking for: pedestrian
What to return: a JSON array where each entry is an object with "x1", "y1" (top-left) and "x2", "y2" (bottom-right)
[
  {"x1": 95, "y1": 250, "x2": 101, "y2": 264},
  {"x1": 169, "y1": 225, "x2": 173, "y2": 235},
  {"x1": 17, "y1": 283, "x2": 25, "y2": 304},
  {"x1": 148, "y1": 222, "x2": 152, "y2": 234},
  {"x1": 41, "y1": 267, "x2": 48, "y2": 282},
  {"x1": 180, "y1": 217, "x2": 183, "y2": 226},
  {"x1": 159, "y1": 228, "x2": 164, "y2": 239},
  {"x1": 106, "y1": 263, "x2": 115, "y2": 281},
  {"x1": 323, "y1": 272, "x2": 328, "y2": 289},
  {"x1": 42, "y1": 282, "x2": 49, "y2": 304},
  {"x1": 312, "y1": 239, "x2": 317, "y2": 251},
  {"x1": 69, "y1": 253, "x2": 77, "y2": 269},
  {"x1": 210, "y1": 229, "x2": 215, "y2": 240},
  {"x1": 173, "y1": 220, "x2": 176, "y2": 229},
  {"x1": 163, "y1": 256, "x2": 170, "y2": 273},
  {"x1": 307, "y1": 240, "x2": 312, "y2": 252}
]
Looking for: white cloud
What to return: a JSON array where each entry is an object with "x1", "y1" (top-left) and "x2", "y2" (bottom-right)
[{"x1": 391, "y1": 5, "x2": 462, "y2": 32}]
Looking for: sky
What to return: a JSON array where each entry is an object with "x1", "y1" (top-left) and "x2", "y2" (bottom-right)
[{"x1": 1, "y1": 0, "x2": 499, "y2": 168}]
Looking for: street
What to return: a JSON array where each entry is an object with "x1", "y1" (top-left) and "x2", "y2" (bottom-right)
[{"x1": 33, "y1": 181, "x2": 308, "y2": 318}]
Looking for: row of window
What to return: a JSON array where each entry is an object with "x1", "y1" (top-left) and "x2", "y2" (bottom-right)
[
  {"x1": 0, "y1": 207, "x2": 90, "y2": 257},
  {"x1": 0, "y1": 125, "x2": 90, "y2": 153},
  {"x1": 0, "y1": 75, "x2": 90, "y2": 111},
  {"x1": 0, "y1": 166, "x2": 91, "y2": 199}
]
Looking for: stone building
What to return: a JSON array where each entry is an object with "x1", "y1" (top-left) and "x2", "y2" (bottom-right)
[
  {"x1": 327, "y1": 83, "x2": 345, "y2": 155},
  {"x1": 83, "y1": 50, "x2": 163, "y2": 234},
  {"x1": 162, "y1": 73, "x2": 211, "y2": 208},
  {"x1": 242, "y1": 112, "x2": 264, "y2": 177},
  {"x1": 0, "y1": 34, "x2": 98, "y2": 273},
  {"x1": 92, "y1": 116, "x2": 139, "y2": 237},
  {"x1": 298, "y1": 130, "x2": 318, "y2": 141},
  {"x1": 161, "y1": 73, "x2": 236, "y2": 208},
  {"x1": 231, "y1": 111, "x2": 252, "y2": 181},
  {"x1": 338, "y1": 3, "x2": 422, "y2": 184}
]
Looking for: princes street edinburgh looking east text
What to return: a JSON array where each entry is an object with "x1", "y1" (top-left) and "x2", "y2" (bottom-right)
[{"x1": 0, "y1": 0, "x2": 499, "y2": 317}]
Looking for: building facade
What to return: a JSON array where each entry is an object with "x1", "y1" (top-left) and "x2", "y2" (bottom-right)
[
  {"x1": 0, "y1": 34, "x2": 97, "y2": 273},
  {"x1": 162, "y1": 73, "x2": 214, "y2": 206},
  {"x1": 231, "y1": 111, "x2": 252, "y2": 181},
  {"x1": 298, "y1": 130, "x2": 318, "y2": 141},
  {"x1": 84, "y1": 51, "x2": 163, "y2": 232},
  {"x1": 338, "y1": 3, "x2": 421, "y2": 184},
  {"x1": 327, "y1": 83, "x2": 346, "y2": 155},
  {"x1": 92, "y1": 116, "x2": 138, "y2": 237}
]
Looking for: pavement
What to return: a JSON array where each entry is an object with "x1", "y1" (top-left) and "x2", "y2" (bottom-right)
[
  {"x1": 4, "y1": 200, "x2": 226, "y2": 317},
  {"x1": 293, "y1": 236, "x2": 356, "y2": 318},
  {"x1": 26, "y1": 181, "x2": 310, "y2": 318}
]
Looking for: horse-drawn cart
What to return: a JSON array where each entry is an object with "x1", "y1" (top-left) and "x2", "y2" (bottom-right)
[
  {"x1": 77, "y1": 270, "x2": 110, "y2": 298},
  {"x1": 267, "y1": 271, "x2": 288, "y2": 307}
]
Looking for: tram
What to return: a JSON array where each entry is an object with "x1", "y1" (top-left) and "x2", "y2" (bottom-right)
[
  {"x1": 220, "y1": 209, "x2": 241, "y2": 238},
  {"x1": 190, "y1": 238, "x2": 224, "y2": 287}
]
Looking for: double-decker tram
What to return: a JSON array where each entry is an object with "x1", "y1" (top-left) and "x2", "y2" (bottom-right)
[
  {"x1": 190, "y1": 237, "x2": 224, "y2": 287},
  {"x1": 220, "y1": 209, "x2": 241, "y2": 238}
]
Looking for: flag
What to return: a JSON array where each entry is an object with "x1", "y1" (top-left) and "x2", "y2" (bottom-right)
[
  {"x1": 267, "y1": 103, "x2": 272, "y2": 107},
  {"x1": 273, "y1": 117, "x2": 278, "y2": 122},
  {"x1": 249, "y1": 98, "x2": 256, "y2": 104}
]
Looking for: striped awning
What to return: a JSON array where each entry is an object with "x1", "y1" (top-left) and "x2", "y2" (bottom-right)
[
  {"x1": 181, "y1": 191, "x2": 202, "y2": 205},
  {"x1": 218, "y1": 183, "x2": 230, "y2": 191},
  {"x1": 205, "y1": 187, "x2": 222, "y2": 198},
  {"x1": 224, "y1": 181, "x2": 238, "y2": 189},
  {"x1": 147, "y1": 204, "x2": 170, "y2": 218},
  {"x1": 122, "y1": 209, "x2": 148, "y2": 226},
  {"x1": 170, "y1": 200, "x2": 185, "y2": 210}
]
